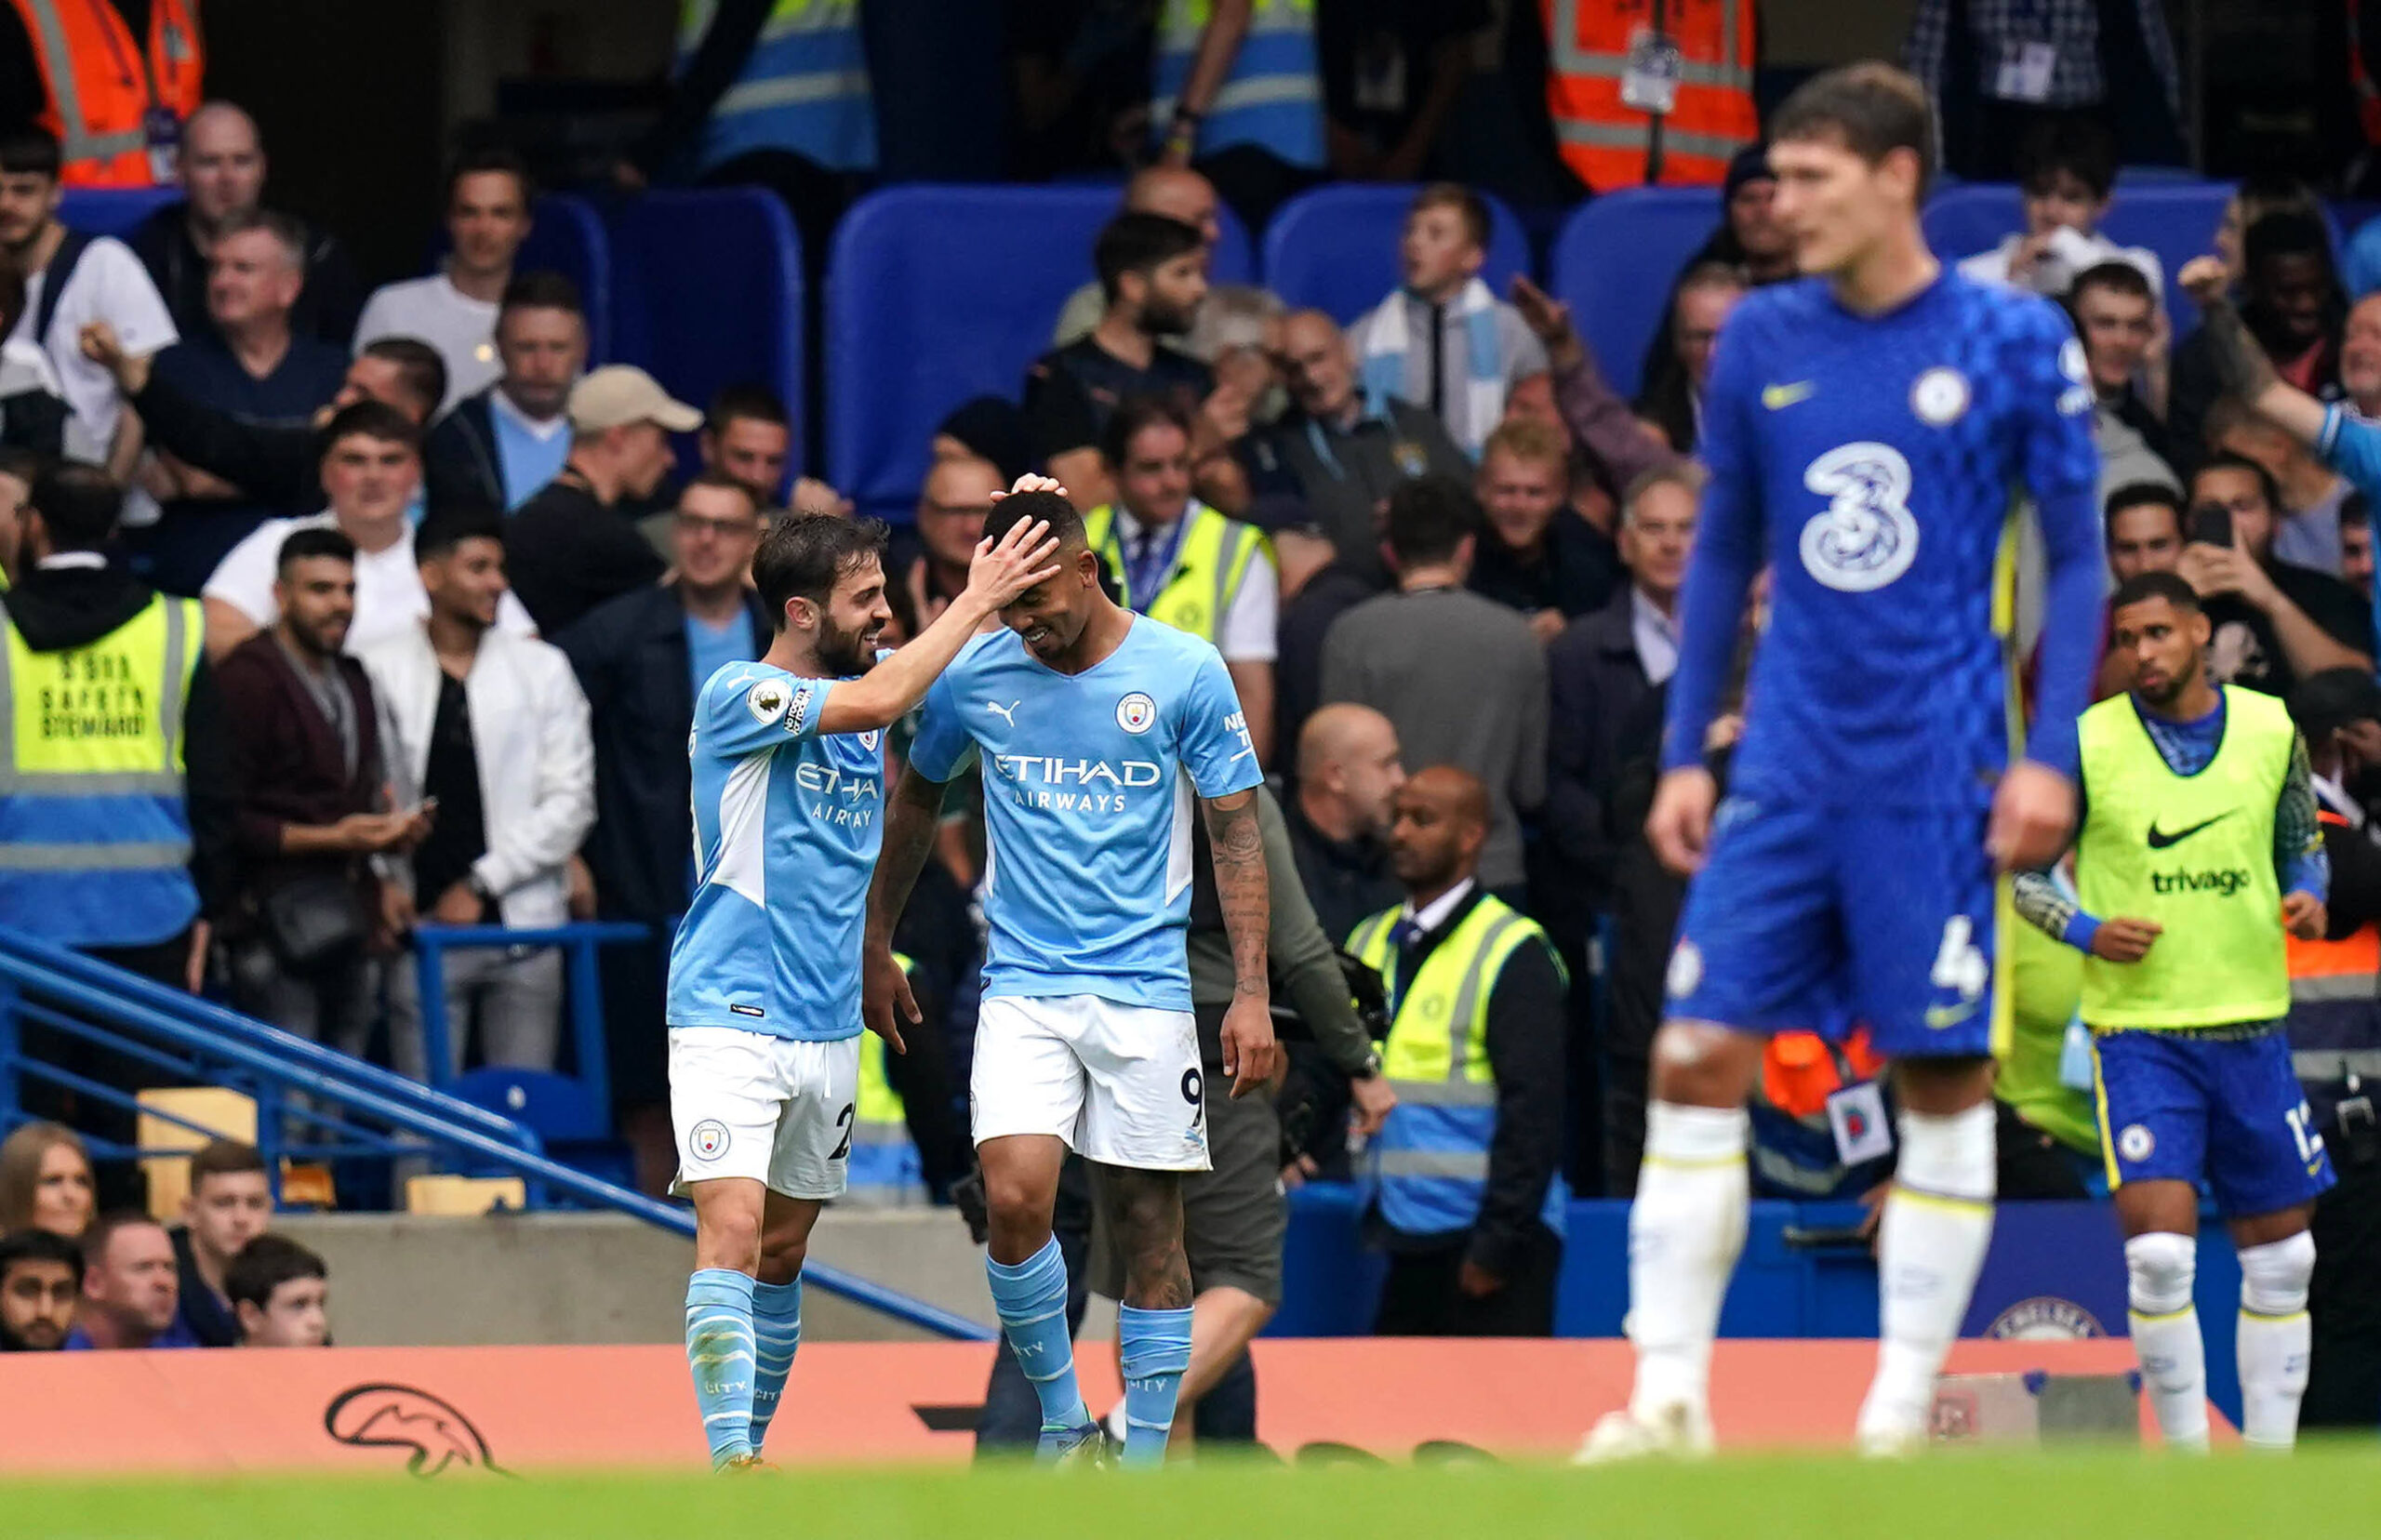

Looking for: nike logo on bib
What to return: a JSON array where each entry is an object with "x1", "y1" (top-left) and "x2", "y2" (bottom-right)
[{"x1": 2147, "y1": 813, "x2": 2232, "y2": 849}]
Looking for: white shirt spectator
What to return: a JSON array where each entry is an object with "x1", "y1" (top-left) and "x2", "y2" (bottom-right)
[
  {"x1": 1957, "y1": 226, "x2": 2162, "y2": 300},
  {"x1": 205, "y1": 511, "x2": 536, "y2": 653},
  {"x1": 1110, "y1": 502, "x2": 1279, "y2": 663},
  {"x1": 352, "y1": 272, "x2": 499, "y2": 415},
  {"x1": 7, "y1": 233, "x2": 177, "y2": 464}
]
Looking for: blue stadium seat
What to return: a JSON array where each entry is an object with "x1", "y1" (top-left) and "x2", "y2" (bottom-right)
[
  {"x1": 1262, "y1": 183, "x2": 1532, "y2": 325},
  {"x1": 1549, "y1": 187, "x2": 1723, "y2": 402},
  {"x1": 825, "y1": 185, "x2": 1254, "y2": 522},
  {"x1": 447, "y1": 1067, "x2": 632, "y2": 1193},
  {"x1": 58, "y1": 186, "x2": 180, "y2": 240},
  {"x1": 607, "y1": 188, "x2": 805, "y2": 477},
  {"x1": 431, "y1": 193, "x2": 616, "y2": 362}
]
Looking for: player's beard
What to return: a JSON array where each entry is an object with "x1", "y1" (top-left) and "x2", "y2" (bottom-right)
[{"x1": 818, "y1": 613, "x2": 880, "y2": 677}]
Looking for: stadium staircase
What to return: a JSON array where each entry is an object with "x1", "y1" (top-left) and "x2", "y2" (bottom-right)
[{"x1": 0, "y1": 925, "x2": 989, "y2": 1340}]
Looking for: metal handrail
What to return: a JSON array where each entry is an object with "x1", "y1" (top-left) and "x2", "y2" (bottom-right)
[
  {"x1": 407, "y1": 920, "x2": 647, "y2": 1117},
  {"x1": 0, "y1": 928, "x2": 993, "y2": 1341}
]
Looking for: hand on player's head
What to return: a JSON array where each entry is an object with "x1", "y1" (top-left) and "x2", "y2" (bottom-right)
[{"x1": 965, "y1": 517, "x2": 1062, "y2": 608}]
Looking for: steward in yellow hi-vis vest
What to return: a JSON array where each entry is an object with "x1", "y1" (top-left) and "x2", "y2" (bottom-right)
[
  {"x1": 1084, "y1": 499, "x2": 1272, "y2": 651},
  {"x1": 2013, "y1": 572, "x2": 2331, "y2": 1454},
  {"x1": 0, "y1": 468, "x2": 207, "y2": 952},
  {"x1": 1345, "y1": 765, "x2": 1567, "y2": 1338}
]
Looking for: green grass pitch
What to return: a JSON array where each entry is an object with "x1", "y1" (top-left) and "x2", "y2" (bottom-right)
[{"x1": 11, "y1": 1445, "x2": 2381, "y2": 1540}]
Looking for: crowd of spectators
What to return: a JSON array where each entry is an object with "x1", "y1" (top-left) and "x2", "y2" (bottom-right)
[
  {"x1": 0, "y1": 1127, "x2": 328, "y2": 1351},
  {"x1": 6, "y1": 7, "x2": 2381, "y2": 1406}
]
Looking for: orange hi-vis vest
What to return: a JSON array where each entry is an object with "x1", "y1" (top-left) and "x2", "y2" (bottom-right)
[
  {"x1": 2286, "y1": 808, "x2": 2381, "y2": 1102},
  {"x1": 10, "y1": 0, "x2": 204, "y2": 188},
  {"x1": 1540, "y1": 0, "x2": 1757, "y2": 192},
  {"x1": 1761, "y1": 1029, "x2": 1884, "y2": 1121}
]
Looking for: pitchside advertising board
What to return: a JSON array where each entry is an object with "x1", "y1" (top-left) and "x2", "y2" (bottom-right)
[{"x1": 0, "y1": 1339, "x2": 2162, "y2": 1474}]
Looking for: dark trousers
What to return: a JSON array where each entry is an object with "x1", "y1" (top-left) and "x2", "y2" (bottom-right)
[
  {"x1": 1196, "y1": 144, "x2": 1319, "y2": 237},
  {"x1": 1374, "y1": 1223, "x2": 1560, "y2": 1337},
  {"x1": 1602, "y1": 1052, "x2": 1650, "y2": 1201},
  {"x1": 33, "y1": 929, "x2": 197, "y2": 1209},
  {"x1": 2306, "y1": 1153, "x2": 2381, "y2": 1429}
]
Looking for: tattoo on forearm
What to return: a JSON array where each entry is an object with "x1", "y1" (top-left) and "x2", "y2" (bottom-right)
[
  {"x1": 2197, "y1": 298, "x2": 2279, "y2": 400},
  {"x1": 1204, "y1": 793, "x2": 1270, "y2": 996},
  {"x1": 868, "y1": 768, "x2": 944, "y2": 933}
]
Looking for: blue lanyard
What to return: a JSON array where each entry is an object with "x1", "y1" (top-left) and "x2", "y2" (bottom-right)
[{"x1": 1121, "y1": 510, "x2": 1195, "y2": 612}]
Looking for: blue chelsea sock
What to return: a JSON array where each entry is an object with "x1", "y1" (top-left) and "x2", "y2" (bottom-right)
[{"x1": 986, "y1": 1238, "x2": 1087, "y2": 1429}]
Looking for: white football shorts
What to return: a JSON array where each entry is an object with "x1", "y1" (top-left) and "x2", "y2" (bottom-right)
[
  {"x1": 971, "y1": 994, "x2": 1210, "y2": 1172},
  {"x1": 669, "y1": 1027, "x2": 860, "y2": 1200}
]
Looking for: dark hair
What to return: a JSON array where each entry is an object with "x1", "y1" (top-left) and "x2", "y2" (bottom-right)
[
  {"x1": 2245, "y1": 210, "x2": 2334, "y2": 273},
  {"x1": 2109, "y1": 569, "x2": 2201, "y2": 616},
  {"x1": 679, "y1": 470, "x2": 763, "y2": 516},
  {"x1": 1099, "y1": 394, "x2": 1193, "y2": 472},
  {"x1": 188, "y1": 1138, "x2": 268, "y2": 1188},
  {"x1": 2103, "y1": 481, "x2": 2182, "y2": 547},
  {"x1": 212, "y1": 209, "x2": 308, "y2": 267},
  {"x1": 1385, "y1": 475, "x2": 1481, "y2": 567},
  {"x1": 706, "y1": 382, "x2": 791, "y2": 432},
  {"x1": 359, "y1": 338, "x2": 447, "y2": 419},
  {"x1": 752, "y1": 512, "x2": 889, "y2": 629},
  {"x1": 0, "y1": 250, "x2": 21, "y2": 336},
  {"x1": 0, "y1": 126, "x2": 60, "y2": 179},
  {"x1": 2193, "y1": 451, "x2": 2282, "y2": 519},
  {"x1": 29, "y1": 462, "x2": 123, "y2": 552},
  {"x1": 984, "y1": 489, "x2": 1084, "y2": 551},
  {"x1": 2069, "y1": 259, "x2": 2153, "y2": 310},
  {"x1": 416, "y1": 504, "x2": 506, "y2": 561},
  {"x1": 276, "y1": 525, "x2": 358, "y2": 573},
  {"x1": 499, "y1": 269, "x2": 583, "y2": 319},
  {"x1": 444, "y1": 145, "x2": 533, "y2": 210},
  {"x1": 0, "y1": 1228, "x2": 81, "y2": 1289},
  {"x1": 1770, "y1": 60, "x2": 1935, "y2": 196},
  {"x1": 1411, "y1": 182, "x2": 1491, "y2": 252},
  {"x1": 319, "y1": 399, "x2": 421, "y2": 461},
  {"x1": 223, "y1": 1233, "x2": 325, "y2": 1316},
  {"x1": 2015, "y1": 113, "x2": 2117, "y2": 202},
  {"x1": 79, "y1": 1210, "x2": 164, "y2": 1268},
  {"x1": 2344, "y1": 491, "x2": 2371, "y2": 533},
  {"x1": 1095, "y1": 213, "x2": 1204, "y2": 304}
]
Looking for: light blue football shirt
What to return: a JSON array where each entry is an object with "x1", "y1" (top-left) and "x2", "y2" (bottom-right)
[
  {"x1": 667, "y1": 660, "x2": 885, "y2": 1041},
  {"x1": 907, "y1": 617, "x2": 1262, "y2": 1012}
]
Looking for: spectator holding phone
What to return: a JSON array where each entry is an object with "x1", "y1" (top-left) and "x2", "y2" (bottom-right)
[{"x1": 2179, "y1": 455, "x2": 2371, "y2": 698}]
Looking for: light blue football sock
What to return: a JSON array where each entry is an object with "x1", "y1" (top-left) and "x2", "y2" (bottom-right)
[
  {"x1": 685, "y1": 1268, "x2": 758, "y2": 1467},
  {"x1": 986, "y1": 1238, "x2": 1088, "y2": 1429},
  {"x1": 748, "y1": 1276, "x2": 802, "y2": 1452},
  {"x1": 1117, "y1": 1304, "x2": 1194, "y2": 1468}
]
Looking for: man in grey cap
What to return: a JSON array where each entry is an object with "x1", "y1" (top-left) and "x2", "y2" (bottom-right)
[{"x1": 505, "y1": 365, "x2": 700, "y2": 632}]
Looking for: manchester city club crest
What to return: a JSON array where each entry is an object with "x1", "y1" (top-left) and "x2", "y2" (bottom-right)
[
  {"x1": 1116, "y1": 692, "x2": 1157, "y2": 734},
  {"x1": 690, "y1": 1120, "x2": 730, "y2": 1161},
  {"x1": 858, "y1": 729, "x2": 882, "y2": 752}
]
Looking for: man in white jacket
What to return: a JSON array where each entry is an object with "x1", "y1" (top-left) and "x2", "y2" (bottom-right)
[{"x1": 363, "y1": 504, "x2": 594, "y2": 1081}]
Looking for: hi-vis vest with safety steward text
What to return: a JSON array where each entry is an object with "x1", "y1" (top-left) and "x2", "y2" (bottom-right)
[
  {"x1": 9, "y1": 0, "x2": 204, "y2": 188},
  {"x1": 1350, "y1": 895, "x2": 1568, "y2": 1238},
  {"x1": 1151, "y1": 0, "x2": 1324, "y2": 169},
  {"x1": 2075, "y1": 687, "x2": 2294, "y2": 1030},
  {"x1": 678, "y1": 0, "x2": 876, "y2": 175},
  {"x1": 1084, "y1": 502, "x2": 1271, "y2": 649},
  {"x1": 1539, "y1": 0, "x2": 1757, "y2": 191},
  {"x1": 0, "y1": 592, "x2": 202, "y2": 946}
]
